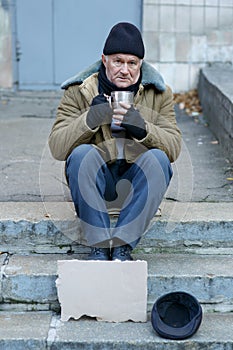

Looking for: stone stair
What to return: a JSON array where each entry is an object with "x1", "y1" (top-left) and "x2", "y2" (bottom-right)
[
  {"x1": 1, "y1": 201, "x2": 233, "y2": 255},
  {"x1": 1, "y1": 311, "x2": 233, "y2": 350},
  {"x1": 1, "y1": 252, "x2": 233, "y2": 314},
  {"x1": 1, "y1": 201, "x2": 233, "y2": 348},
  {"x1": 0, "y1": 311, "x2": 233, "y2": 349}
]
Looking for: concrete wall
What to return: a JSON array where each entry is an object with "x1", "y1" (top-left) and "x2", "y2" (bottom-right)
[
  {"x1": 143, "y1": 0, "x2": 233, "y2": 92},
  {"x1": 0, "y1": 0, "x2": 12, "y2": 89},
  {"x1": 198, "y1": 65, "x2": 233, "y2": 163}
]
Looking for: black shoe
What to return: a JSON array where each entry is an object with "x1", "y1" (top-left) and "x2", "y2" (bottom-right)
[
  {"x1": 111, "y1": 245, "x2": 133, "y2": 261},
  {"x1": 87, "y1": 247, "x2": 111, "y2": 261}
]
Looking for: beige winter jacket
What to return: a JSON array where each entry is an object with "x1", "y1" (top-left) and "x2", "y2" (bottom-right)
[{"x1": 49, "y1": 60, "x2": 181, "y2": 163}]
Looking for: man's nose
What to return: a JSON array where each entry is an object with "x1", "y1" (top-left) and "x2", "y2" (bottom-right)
[{"x1": 120, "y1": 63, "x2": 129, "y2": 74}]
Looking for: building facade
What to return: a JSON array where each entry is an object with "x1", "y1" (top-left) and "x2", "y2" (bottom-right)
[
  {"x1": 0, "y1": 0, "x2": 233, "y2": 92},
  {"x1": 143, "y1": 0, "x2": 233, "y2": 91}
]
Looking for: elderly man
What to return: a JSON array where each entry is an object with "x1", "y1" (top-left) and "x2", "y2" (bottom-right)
[{"x1": 49, "y1": 22, "x2": 181, "y2": 261}]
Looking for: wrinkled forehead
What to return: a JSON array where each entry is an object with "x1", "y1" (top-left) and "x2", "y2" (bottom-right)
[{"x1": 105, "y1": 53, "x2": 142, "y2": 64}]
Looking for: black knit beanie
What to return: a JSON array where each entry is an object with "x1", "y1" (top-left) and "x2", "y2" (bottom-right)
[{"x1": 103, "y1": 22, "x2": 145, "y2": 59}]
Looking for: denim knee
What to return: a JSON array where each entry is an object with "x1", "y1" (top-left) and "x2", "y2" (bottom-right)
[
  {"x1": 66, "y1": 145, "x2": 95, "y2": 184},
  {"x1": 144, "y1": 149, "x2": 173, "y2": 185},
  {"x1": 67, "y1": 144, "x2": 94, "y2": 165}
]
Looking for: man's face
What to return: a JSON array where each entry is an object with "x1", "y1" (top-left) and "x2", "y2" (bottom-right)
[{"x1": 102, "y1": 53, "x2": 141, "y2": 88}]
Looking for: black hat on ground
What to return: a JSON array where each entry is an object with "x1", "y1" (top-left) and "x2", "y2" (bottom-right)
[
  {"x1": 151, "y1": 291, "x2": 203, "y2": 340},
  {"x1": 103, "y1": 22, "x2": 145, "y2": 59}
]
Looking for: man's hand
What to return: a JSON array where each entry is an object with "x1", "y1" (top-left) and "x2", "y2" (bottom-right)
[
  {"x1": 86, "y1": 94, "x2": 112, "y2": 129},
  {"x1": 121, "y1": 106, "x2": 147, "y2": 140}
]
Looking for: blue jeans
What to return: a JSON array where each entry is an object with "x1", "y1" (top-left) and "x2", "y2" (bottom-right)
[{"x1": 66, "y1": 145, "x2": 173, "y2": 248}]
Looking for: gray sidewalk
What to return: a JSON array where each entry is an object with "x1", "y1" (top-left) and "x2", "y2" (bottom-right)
[{"x1": 0, "y1": 90, "x2": 232, "y2": 203}]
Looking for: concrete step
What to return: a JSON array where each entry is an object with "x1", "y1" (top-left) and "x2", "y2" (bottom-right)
[
  {"x1": 1, "y1": 253, "x2": 233, "y2": 313},
  {"x1": 1, "y1": 201, "x2": 233, "y2": 254},
  {"x1": 0, "y1": 310, "x2": 233, "y2": 349}
]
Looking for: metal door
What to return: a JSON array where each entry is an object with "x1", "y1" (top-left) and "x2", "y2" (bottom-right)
[{"x1": 15, "y1": 0, "x2": 142, "y2": 90}]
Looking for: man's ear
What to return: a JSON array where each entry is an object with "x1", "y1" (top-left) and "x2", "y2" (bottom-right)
[{"x1": 102, "y1": 54, "x2": 107, "y2": 67}]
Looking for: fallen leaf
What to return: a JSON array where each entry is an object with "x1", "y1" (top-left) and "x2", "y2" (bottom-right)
[
  {"x1": 174, "y1": 89, "x2": 202, "y2": 116},
  {"x1": 227, "y1": 178, "x2": 233, "y2": 181}
]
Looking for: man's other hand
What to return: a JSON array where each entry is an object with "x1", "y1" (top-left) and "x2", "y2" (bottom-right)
[{"x1": 86, "y1": 94, "x2": 112, "y2": 129}]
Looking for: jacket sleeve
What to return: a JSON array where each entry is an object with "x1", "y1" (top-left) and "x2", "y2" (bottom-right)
[
  {"x1": 48, "y1": 86, "x2": 98, "y2": 161},
  {"x1": 138, "y1": 86, "x2": 182, "y2": 163}
]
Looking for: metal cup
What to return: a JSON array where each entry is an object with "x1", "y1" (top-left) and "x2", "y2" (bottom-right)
[
  {"x1": 110, "y1": 91, "x2": 134, "y2": 111},
  {"x1": 109, "y1": 91, "x2": 134, "y2": 125}
]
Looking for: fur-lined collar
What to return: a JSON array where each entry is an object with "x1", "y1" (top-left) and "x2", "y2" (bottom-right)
[{"x1": 61, "y1": 60, "x2": 166, "y2": 92}]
